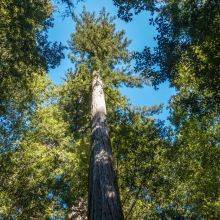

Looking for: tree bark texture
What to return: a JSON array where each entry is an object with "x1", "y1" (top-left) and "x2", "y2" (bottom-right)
[{"x1": 88, "y1": 71, "x2": 123, "y2": 220}]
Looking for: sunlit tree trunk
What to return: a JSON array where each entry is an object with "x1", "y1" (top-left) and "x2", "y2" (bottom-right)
[{"x1": 88, "y1": 70, "x2": 123, "y2": 220}]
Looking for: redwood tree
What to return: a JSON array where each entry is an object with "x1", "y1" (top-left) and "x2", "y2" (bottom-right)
[{"x1": 69, "y1": 9, "x2": 141, "y2": 219}]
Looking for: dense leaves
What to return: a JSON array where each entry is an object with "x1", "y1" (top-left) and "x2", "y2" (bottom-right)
[
  {"x1": 113, "y1": 0, "x2": 156, "y2": 22},
  {"x1": 115, "y1": 0, "x2": 220, "y2": 218},
  {"x1": 0, "y1": 0, "x2": 65, "y2": 80},
  {"x1": 126, "y1": 0, "x2": 220, "y2": 119},
  {"x1": 0, "y1": 0, "x2": 219, "y2": 219},
  {"x1": 0, "y1": 0, "x2": 65, "y2": 153},
  {"x1": 69, "y1": 9, "x2": 141, "y2": 88}
]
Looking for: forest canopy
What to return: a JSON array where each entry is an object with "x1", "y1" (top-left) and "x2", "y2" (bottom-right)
[{"x1": 0, "y1": 0, "x2": 219, "y2": 219}]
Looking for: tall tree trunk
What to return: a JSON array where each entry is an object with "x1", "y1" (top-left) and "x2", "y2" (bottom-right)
[{"x1": 88, "y1": 70, "x2": 123, "y2": 220}]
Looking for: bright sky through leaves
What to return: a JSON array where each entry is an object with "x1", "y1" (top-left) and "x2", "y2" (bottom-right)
[{"x1": 48, "y1": 0, "x2": 176, "y2": 121}]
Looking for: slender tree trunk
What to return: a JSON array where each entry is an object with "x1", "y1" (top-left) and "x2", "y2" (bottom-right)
[{"x1": 88, "y1": 70, "x2": 123, "y2": 220}]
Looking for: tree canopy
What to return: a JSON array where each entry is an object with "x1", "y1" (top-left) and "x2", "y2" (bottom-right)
[{"x1": 0, "y1": 0, "x2": 219, "y2": 219}]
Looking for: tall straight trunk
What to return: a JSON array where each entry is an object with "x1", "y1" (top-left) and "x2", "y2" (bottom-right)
[{"x1": 88, "y1": 70, "x2": 123, "y2": 220}]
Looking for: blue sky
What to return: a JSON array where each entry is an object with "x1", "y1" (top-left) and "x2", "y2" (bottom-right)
[{"x1": 48, "y1": 0, "x2": 176, "y2": 121}]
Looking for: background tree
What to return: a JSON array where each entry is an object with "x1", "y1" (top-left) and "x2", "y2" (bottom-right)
[
  {"x1": 0, "y1": 0, "x2": 66, "y2": 153},
  {"x1": 114, "y1": 0, "x2": 220, "y2": 218},
  {"x1": 0, "y1": 0, "x2": 81, "y2": 218}
]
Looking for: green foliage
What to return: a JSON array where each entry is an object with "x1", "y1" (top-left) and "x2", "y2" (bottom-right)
[
  {"x1": 60, "y1": 67, "x2": 91, "y2": 135},
  {"x1": 0, "y1": 0, "x2": 65, "y2": 152},
  {"x1": 0, "y1": 73, "x2": 50, "y2": 151},
  {"x1": 1, "y1": 1, "x2": 219, "y2": 219},
  {"x1": 0, "y1": 81, "x2": 83, "y2": 218},
  {"x1": 0, "y1": 0, "x2": 65, "y2": 80},
  {"x1": 135, "y1": 0, "x2": 220, "y2": 118},
  {"x1": 168, "y1": 118, "x2": 220, "y2": 219},
  {"x1": 65, "y1": 9, "x2": 173, "y2": 219},
  {"x1": 109, "y1": 108, "x2": 171, "y2": 219},
  {"x1": 69, "y1": 8, "x2": 141, "y2": 87},
  {"x1": 114, "y1": 0, "x2": 220, "y2": 218},
  {"x1": 0, "y1": 1, "x2": 77, "y2": 218},
  {"x1": 113, "y1": 0, "x2": 156, "y2": 22},
  {"x1": 60, "y1": 67, "x2": 169, "y2": 220}
]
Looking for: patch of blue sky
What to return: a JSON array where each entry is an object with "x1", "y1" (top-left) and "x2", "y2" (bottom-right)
[{"x1": 48, "y1": 0, "x2": 176, "y2": 122}]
